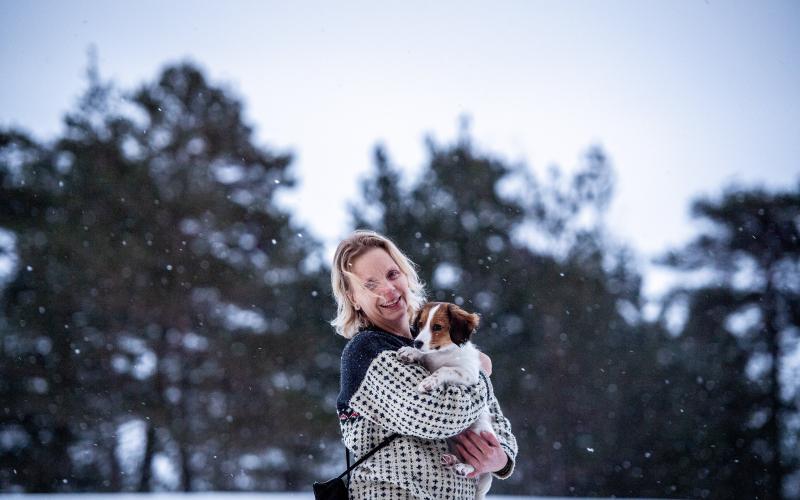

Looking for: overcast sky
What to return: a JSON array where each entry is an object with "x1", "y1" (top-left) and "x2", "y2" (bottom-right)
[{"x1": 1, "y1": 0, "x2": 798, "y2": 298}]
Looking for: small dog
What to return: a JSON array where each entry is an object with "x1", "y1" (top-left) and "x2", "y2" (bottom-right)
[{"x1": 397, "y1": 302, "x2": 496, "y2": 500}]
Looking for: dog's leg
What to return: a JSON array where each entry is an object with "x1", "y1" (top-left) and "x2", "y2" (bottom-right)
[
  {"x1": 441, "y1": 437, "x2": 462, "y2": 467},
  {"x1": 397, "y1": 346, "x2": 423, "y2": 364},
  {"x1": 452, "y1": 462, "x2": 475, "y2": 476},
  {"x1": 440, "y1": 453, "x2": 460, "y2": 466},
  {"x1": 475, "y1": 473, "x2": 492, "y2": 500},
  {"x1": 418, "y1": 366, "x2": 475, "y2": 392}
]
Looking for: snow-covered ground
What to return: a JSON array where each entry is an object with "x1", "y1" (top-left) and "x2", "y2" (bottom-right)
[{"x1": 0, "y1": 493, "x2": 662, "y2": 500}]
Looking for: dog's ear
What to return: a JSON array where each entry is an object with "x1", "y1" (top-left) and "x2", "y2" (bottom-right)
[
  {"x1": 447, "y1": 303, "x2": 480, "y2": 345},
  {"x1": 410, "y1": 307, "x2": 423, "y2": 338}
]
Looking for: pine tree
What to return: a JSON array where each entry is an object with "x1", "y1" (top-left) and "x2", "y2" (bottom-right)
[
  {"x1": 659, "y1": 184, "x2": 800, "y2": 499},
  {"x1": 349, "y1": 127, "x2": 658, "y2": 496},
  {"x1": 0, "y1": 61, "x2": 339, "y2": 491}
]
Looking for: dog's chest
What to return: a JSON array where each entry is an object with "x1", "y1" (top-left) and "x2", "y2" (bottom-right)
[{"x1": 423, "y1": 343, "x2": 481, "y2": 376}]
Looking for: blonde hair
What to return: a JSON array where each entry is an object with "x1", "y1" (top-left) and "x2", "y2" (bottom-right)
[{"x1": 330, "y1": 230, "x2": 426, "y2": 339}]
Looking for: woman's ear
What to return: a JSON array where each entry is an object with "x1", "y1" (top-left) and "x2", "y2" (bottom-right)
[{"x1": 346, "y1": 290, "x2": 358, "y2": 310}]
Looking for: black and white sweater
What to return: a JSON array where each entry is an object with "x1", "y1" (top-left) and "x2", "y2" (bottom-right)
[{"x1": 337, "y1": 327, "x2": 518, "y2": 499}]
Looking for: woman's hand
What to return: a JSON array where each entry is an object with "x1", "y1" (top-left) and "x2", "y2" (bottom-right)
[
  {"x1": 478, "y1": 352, "x2": 492, "y2": 376},
  {"x1": 451, "y1": 430, "x2": 508, "y2": 478}
]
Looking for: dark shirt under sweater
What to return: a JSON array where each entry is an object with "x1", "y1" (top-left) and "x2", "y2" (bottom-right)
[{"x1": 336, "y1": 327, "x2": 518, "y2": 499}]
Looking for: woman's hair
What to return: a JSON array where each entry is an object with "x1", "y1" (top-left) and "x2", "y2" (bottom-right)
[{"x1": 330, "y1": 230, "x2": 426, "y2": 339}]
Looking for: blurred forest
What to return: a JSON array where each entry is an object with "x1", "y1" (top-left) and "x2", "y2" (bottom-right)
[{"x1": 1, "y1": 62, "x2": 799, "y2": 499}]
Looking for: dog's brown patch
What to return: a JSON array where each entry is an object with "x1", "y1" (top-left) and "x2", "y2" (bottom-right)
[
  {"x1": 412, "y1": 304, "x2": 431, "y2": 338},
  {"x1": 446, "y1": 303, "x2": 480, "y2": 345},
  {"x1": 429, "y1": 304, "x2": 455, "y2": 349},
  {"x1": 415, "y1": 302, "x2": 480, "y2": 348}
]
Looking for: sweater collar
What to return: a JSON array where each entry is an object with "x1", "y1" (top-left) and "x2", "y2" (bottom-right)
[{"x1": 358, "y1": 325, "x2": 415, "y2": 344}]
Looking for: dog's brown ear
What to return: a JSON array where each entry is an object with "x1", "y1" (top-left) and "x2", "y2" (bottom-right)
[
  {"x1": 410, "y1": 307, "x2": 423, "y2": 338},
  {"x1": 447, "y1": 303, "x2": 480, "y2": 345}
]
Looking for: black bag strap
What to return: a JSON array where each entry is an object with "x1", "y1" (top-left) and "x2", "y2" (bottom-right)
[
  {"x1": 337, "y1": 433, "x2": 399, "y2": 480},
  {"x1": 345, "y1": 448, "x2": 350, "y2": 487}
]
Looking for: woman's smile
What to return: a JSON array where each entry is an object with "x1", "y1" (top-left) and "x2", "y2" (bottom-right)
[{"x1": 380, "y1": 296, "x2": 403, "y2": 310}]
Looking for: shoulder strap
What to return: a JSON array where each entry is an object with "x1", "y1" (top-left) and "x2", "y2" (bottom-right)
[
  {"x1": 337, "y1": 433, "x2": 399, "y2": 480},
  {"x1": 345, "y1": 447, "x2": 350, "y2": 487}
]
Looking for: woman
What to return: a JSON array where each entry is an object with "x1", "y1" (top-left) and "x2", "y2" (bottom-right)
[{"x1": 332, "y1": 230, "x2": 517, "y2": 499}]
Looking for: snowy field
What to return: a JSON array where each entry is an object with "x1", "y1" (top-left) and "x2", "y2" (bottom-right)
[
  {"x1": 0, "y1": 493, "x2": 665, "y2": 500},
  {"x1": 0, "y1": 495, "x2": 578, "y2": 499}
]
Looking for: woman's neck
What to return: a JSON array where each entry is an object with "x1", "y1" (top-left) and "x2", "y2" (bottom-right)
[{"x1": 369, "y1": 321, "x2": 412, "y2": 339}]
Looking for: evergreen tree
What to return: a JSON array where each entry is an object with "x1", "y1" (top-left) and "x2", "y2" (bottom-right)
[
  {"x1": 659, "y1": 184, "x2": 800, "y2": 499},
  {"x1": 349, "y1": 128, "x2": 660, "y2": 496},
  {"x1": 0, "y1": 61, "x2": 339, "y2": 492}
]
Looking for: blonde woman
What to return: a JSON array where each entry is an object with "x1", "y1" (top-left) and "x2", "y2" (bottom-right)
[{"x1": 332, "y1": 230, "x2": 517, "y2": 499}]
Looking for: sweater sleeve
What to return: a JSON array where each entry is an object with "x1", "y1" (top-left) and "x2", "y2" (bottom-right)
[
  {"x1": 347, "y1": 349, "x2": 490, "y2": 440},
  {"x1": 483, "y1": 375, "x2": 518, "y2": 479}
]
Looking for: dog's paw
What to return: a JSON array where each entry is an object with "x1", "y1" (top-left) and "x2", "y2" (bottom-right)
[
  {"x1": 397, "y1": 346, "x2": 421, "y2": 364},
  {"x1": 441, "y1": 453, "x2": 460, "y2": 467},
  {"x1": 417, "y1": 375, "x2": 440, "y2": 393},
  {"x1": 453, "y1": 463, "x2": 475, "y2": 476}
]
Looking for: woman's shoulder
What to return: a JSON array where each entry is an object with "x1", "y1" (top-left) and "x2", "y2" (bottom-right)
[
  {"x1": 342, "y1": 328, "x2": 410, "y2": 365},
  {"x1": 337, "y1": 329, "x2": 411, "y2": 411},
  {"x1": 343, "y1": 329, "x2": 395, "y2": 356}
]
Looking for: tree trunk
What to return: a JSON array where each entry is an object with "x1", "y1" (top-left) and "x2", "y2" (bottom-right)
[
  {"x1": 109, "y1": 440, "x2": 122, "y2": 491},
  {"x1": 138, "y1": 422, "x2": 156, "y2": 492},
  {"x1": 764, "y1": 277, "x2": 784, "y2": 500},
  {"x1": 178, "y1": 362, "x2": 193, "y2": 492}
]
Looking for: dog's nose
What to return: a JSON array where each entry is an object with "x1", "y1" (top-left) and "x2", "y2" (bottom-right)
[{"x1": 413, "y1": 340, "x2": 423, "y2": 349}]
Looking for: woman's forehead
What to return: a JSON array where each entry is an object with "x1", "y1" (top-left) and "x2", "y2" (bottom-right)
[{"x1": 351, "y1": 248, "x2": 397, "y2": 276}]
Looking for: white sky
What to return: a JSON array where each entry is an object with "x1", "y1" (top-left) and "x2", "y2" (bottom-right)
[{"x1": 1, "y1": 0, "x2": 798, "y2": 298}]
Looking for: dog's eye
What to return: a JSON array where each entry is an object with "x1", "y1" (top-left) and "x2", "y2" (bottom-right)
[{"x1": 432, "y1": 324, "x2": 442, "y2": 331}]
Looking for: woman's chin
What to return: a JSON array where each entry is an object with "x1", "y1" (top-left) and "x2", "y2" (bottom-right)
[{"x1": 379, "y1": 298, "x2": 408, "y2": 325}]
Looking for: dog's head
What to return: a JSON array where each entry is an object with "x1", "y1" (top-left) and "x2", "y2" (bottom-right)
[{"x1": 411, "y1": 302, "x2": 480, "y2": 351}]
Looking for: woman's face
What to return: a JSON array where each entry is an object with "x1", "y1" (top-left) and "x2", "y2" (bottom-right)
[{"x1": 349, "y1": 247, "x2": 411, "y2": 336}]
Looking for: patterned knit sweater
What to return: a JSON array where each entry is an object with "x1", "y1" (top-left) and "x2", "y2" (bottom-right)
[{"x1": 337, "y1": 327, "x2": 518, "y2": 499}]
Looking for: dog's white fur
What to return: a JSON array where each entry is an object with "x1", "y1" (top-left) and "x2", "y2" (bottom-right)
[{"x1": 397, "y1": 303, "x2": 496, "y2": 500}]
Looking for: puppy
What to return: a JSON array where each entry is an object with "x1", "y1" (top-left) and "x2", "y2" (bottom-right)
[{"x1": 397, "y1": 302, "x2": 496, "y2": 500}]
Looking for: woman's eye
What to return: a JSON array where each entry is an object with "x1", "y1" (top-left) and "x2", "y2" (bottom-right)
[
  {"x1": 433, "y1": 324, "x2": 442, "y2": 331},
  {"x1": 364, "y1": 283, "x2": 377, "y2": 290},
  {"x1": 388, "y1": 270, "x2": 399, "y2": 279}
]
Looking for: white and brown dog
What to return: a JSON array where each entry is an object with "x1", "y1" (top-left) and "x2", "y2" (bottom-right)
[{"x1": 397, "y1": 301, "x2": 495, "y2": 500}]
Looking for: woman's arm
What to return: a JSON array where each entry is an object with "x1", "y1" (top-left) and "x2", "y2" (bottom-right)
[
  {"x1": 347, "y1": 349, "x2": 490, "y2": 440},
  {"x1": 485, "y1": 377, "x2": 518, "y2": 478},
  {"x1": 452, "y1": 375, "x2": 518, "y2": 479},
  {"x1": 479, "y1": 351, "x2": 492, "y2": 376}
]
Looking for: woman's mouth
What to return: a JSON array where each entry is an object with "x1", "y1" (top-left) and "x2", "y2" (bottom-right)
[{"x1": 380, "y1": 297, "x2": 403, "y2": 310}]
